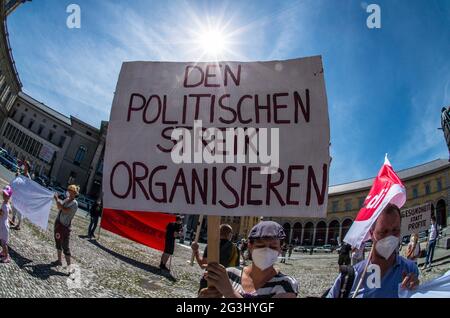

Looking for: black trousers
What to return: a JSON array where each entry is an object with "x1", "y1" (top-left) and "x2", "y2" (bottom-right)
[{"x1": 88, "y1": 216, "x2": 99, "y2": 236}]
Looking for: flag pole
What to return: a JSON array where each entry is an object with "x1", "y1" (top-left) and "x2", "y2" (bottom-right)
[
  {"x1": 352, "y1": 244, "x2": 374, "y2": 298},
  {"x1": 190, "y1": 214, "x2": 204, "y2": 266}
]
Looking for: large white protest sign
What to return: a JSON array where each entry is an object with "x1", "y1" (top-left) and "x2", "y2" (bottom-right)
[
  {"x1": 103, "y1": 56, "x2": 330, "y2": 217},
  {"x1": 400, "y1": 202, "x2": 432, "y2": 236},
  {"x1": 10, "y1": 176, "x2": 54, "y2": 230}
]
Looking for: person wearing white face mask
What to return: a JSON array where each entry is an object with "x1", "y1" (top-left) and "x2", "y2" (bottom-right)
[
  {"x1": 326, "y1": 203, "x2": 420, "y2": 298},
  {"x1": 199, "y1": 221, "x2": 298, "y2": 298}
]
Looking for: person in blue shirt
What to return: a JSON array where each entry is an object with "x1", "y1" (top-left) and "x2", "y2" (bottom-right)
[{"x1": 327, "y1": 203, "x2": 419, "y2": 298}]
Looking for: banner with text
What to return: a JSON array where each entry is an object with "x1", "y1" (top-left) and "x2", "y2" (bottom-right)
[
  {"x1": 401, "y1": 202, "x2": 432, "y2": 236},
  {"x1": 103, "y1": 56, "x2": 330, "y2": 217},
  {"x1": 100, "y1": 209, "x2": 176, "y2": 252}
]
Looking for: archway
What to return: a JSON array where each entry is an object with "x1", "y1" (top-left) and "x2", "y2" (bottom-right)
[
  {"x1": 303, "y1": 222, "x2": 314, "y2": 246},
  {"x1": 341, "y1": 219, "x2": 353, "y2": 239},
  {"x1": 283, "y1": 223, "x2": 291, "y2": 243},
  {"x1": 292, "y1": 222, "x2": 302, "y2": 246},
  {"x1": 327, "y1": 220, "x2": 340, "y2": 245},
  {"x1": 315, "y1": 221, "x2": 327, "y2": 246},
  {"x1": 436, "y1": 200, "x2": 447, "y2": 228}
]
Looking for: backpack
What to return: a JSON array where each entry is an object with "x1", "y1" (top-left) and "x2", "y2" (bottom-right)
[{"x1": 321, "y1": 265, "x2": 355, "y2": 298}]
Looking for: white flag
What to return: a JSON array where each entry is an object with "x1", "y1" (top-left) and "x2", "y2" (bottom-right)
[
  {"x1": 10, "y1": 176, "x2": 54, "y2": 230},
  {"x1": 399, "y1": 270, "x2": 450, "y2": 298}
]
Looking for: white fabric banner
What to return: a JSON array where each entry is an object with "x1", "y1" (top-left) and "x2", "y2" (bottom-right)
[
  {"x1": 399, "y1": 270, "x2": 450, "y2": 298},
  {"x1": 10, "y1": 176, "x2": 54, "y2": 230},
  {"x1": 103, "y1": 56, "x2": 330, "y2": 217}
]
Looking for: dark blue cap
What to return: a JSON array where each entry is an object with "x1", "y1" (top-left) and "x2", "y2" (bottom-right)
[{"x1": 248, "y1": 221, "x2": 286, "y2": 240}]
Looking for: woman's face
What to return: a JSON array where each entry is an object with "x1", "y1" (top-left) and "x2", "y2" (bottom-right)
[
  {"x1": 249, "y1": 238, "x2": 281, "y2": 253},
  {"x1": 3, "y1": 193, "x2": 9, "y2": 202}
]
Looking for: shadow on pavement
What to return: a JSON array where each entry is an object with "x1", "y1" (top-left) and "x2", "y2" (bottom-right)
[
  {"x1": 9, "y1": 247, "x2": 68, "y2": 280},
  {"x1": 87, "y1": 239, "x2": 177, "y2": 282}
]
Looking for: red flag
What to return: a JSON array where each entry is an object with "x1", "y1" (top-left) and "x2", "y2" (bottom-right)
[
  {"x1": 100, "y1": 208, "x2": 176, "y2": 252},
  {"x1": 344, "y1": 155, "x2": 406, "y2": 248}
]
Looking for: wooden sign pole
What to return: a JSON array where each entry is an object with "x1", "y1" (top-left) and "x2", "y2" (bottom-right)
[
  {"x1": 190, "y1": 215, "x2": 204, "y2": 266},
  {"x1": 207, "y1": 215, "x2": 221, "y2": 287}
]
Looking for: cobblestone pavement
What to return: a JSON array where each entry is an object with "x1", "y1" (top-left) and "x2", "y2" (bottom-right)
[{"x1": 0, "y1": 175, "x2": 448, "y2": 298}]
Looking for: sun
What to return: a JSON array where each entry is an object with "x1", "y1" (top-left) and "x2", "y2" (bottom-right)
[{"x1": 195, "y1": 27, "x2": 230, "y2": 58}]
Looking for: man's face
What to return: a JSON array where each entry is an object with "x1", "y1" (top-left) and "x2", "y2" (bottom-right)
[{"x1": 372, "y1": 211, "x2": 401, "y2": 242}]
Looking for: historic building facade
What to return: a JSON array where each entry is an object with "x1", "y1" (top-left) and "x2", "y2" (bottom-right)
[
  {"x1": 271, "y1": 159, "x2": 450, "y2": 246},
  {"x1": 0, "y1": 0, "x2": 21, "y2": 130},
  {"x1": 0, "y1": 92, "x2": 106, "y2": 197}
]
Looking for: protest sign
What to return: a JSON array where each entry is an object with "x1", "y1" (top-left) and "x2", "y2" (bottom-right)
[
  {"x1": 10, "y1": 176, "x2": 53, "y2": 230},
  {"x1": 103, "y1": 56, "x2": 330, "y2": 217},
  {"x1": 400, "y1": 202, "x2": 432, "y2": 236}
]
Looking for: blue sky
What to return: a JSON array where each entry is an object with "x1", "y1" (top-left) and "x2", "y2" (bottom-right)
[{"x1": 6, "y1": 0, "x2": 450, "y2": 185}]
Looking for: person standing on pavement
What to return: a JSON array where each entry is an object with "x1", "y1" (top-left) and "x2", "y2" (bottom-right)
[
  {"x1": 51, "y1": 184, "x2": 79, "y2": 269},
  {"x1": 11, "y1": 160, "x2": 31, "y2": 230},
  {"x1": 288, "y1": 244, "x2": 294, "y2": 259},
  {"x1": 422, "y1": 216, "x2": 438, "y2": 270},
  {"x1": 87, "y1": 197, "x2": 102, "y2": 239},
  {"x1": 406, "y1": 233, "x2": 420, "y2": 264},
  {"x1": 280, "y1": 242, "x2": 288, "y2": 263},
  {"x1": 0, "y1": 186, "x2": 13, "y2": 263},
  {"x1": 159, "y1": 215, "x2": 183, "y2": 271},
  {"x1": 338, "y1": 242, "x2": 352, "y2": 266},
  {"x1": 192, "y1": 224, "x2": 240, "y2": 291}
]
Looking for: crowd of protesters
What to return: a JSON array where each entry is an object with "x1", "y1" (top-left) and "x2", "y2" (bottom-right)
[{"x1": 0, "y1": 161, "x2": 446, "y2": 298}]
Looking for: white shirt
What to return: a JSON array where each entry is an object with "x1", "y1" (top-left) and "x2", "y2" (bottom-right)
[{"x1": 429, "y1": 223, "x2": 438, "y2": 241}]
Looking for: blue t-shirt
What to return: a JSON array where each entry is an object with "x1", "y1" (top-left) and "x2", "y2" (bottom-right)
[{"x1": 327, "y1": 255, "x2": 419, "y2": 298}]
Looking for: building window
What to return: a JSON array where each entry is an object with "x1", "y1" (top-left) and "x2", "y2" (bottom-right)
[
  {"x1": 28, "y1": 119, "x2": 34, "y2": 129},
  {"x1": 345, "y1": 199, "x2": 352, "y2": 211},
  {"x1": 425, "y1": 183, "x2": 431, "y2": 195},
  {"x1": 74, "y1": 145, "x2": 87, "y2": 165},
  {"x1": 11, "y1": 109, "x2": 16, "y2": 118},
  {"x1": 412, "y1": 187, "x2": 418, "y2": 199},
  {"x1": 358, "y1": 197, "x2": 366, "y2": 208},
  {"x1": 19, "y1": 114, "x2": 25, "y2": 124},
  {"x1": 4, "y1": 91, "x2": 11, "y2": 103},
  {"x1": 58, "y1": 136, "x2": 66, "y2": 147},
  {"x1": 86, "y1": 131, "x2": 92, "y2": 136},
  {"x1": 437, "y1": 178, "x2": 442, "y2": 191},
  {"x1": 37, "y1": 125, "x2": 44, "y2": 136},
  {"x1": 48, "y1": 130, "x2": 54, "y2": 142},
  {"x1": 332, "y1": 201, "x2": 339, "y2": 213}
]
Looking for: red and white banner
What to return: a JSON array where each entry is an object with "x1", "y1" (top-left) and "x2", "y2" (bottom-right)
[
  {"x1": 100, "y1": 209, "x2": 176, "y2": 252},
  {"x1": 344, "y1": 155, "x2": 406, "y2": 248}
]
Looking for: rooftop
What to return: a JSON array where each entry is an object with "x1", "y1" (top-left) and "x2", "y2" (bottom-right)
[
  {"x1": 18, "y1": 91, "x2": 72, "y2": 125},
  {"x1": 329, "y1": 159, "x2": 450, "y2": 195}
]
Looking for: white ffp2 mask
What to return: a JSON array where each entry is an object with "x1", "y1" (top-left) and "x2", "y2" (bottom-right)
[
  {"x1": 375, "y1": 235, "x2": 399, "y2": 259},
  {"x1": 251, "y1": 247, "x2": 279, "y2": 270}
]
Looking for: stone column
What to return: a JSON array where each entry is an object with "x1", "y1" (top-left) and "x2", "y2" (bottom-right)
[
  {"x1": 300, "y1": 226, "x2": 305, "y2": 245},
  {"x1": 325, "y1": 224, "x2": 329, "y2": 245},
  {"x1": 312, "y1": 224, "x2": 317, "y2": 246},
  {"x1": 338, "y1": 223, "x2": 343, "y2": 245},
  {"x1": 289, "y1": 227, "x2": 294, "y2": 244}
]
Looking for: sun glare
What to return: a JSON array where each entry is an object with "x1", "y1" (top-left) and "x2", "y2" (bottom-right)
[{"x1": 196, "y1": 29, "x2": 227, "y2": 57}]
